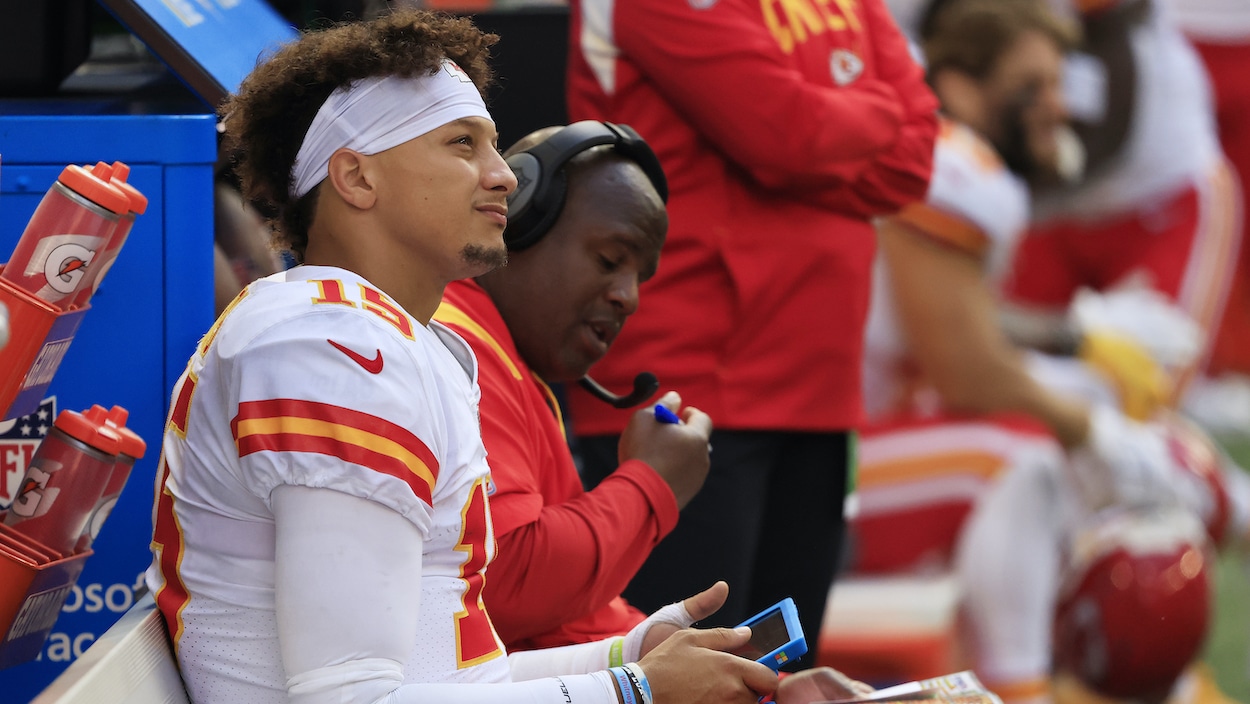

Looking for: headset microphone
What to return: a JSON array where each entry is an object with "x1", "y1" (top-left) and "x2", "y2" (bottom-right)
[{"x1": 578, "y1": 373, "x2": 660, "y2": 409}]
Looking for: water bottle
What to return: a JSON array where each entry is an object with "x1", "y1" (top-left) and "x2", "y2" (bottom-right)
[
  {"x1": 70, "y1": 162, "x2": 148, "y2": 308},
  {"x1": 0, "y1": 164, "x2": 129, "y2": 308},
  {"x1": 4, "y1": 406, "x2": 121, "y2": 555},
  {"x1": 76, "y1": 405, "x2": 146, "y2": 551}
]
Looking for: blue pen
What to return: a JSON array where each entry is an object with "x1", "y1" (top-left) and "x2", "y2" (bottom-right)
[{"x1": 653, "y1": 404, "x2": 682, "y2": 425}]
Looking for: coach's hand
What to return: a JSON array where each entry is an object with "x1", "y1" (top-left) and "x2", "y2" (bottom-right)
[
  {"x1": 776, "y1": 667, "x2": 875, "y2": 704},
  {"x1": 619, "y1": 391, "x2": 713, "y2": 509}
]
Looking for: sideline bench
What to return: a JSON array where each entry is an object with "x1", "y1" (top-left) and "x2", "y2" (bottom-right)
[{"x1": 31, "y1": 592, "x2": 189, "y2": 704}]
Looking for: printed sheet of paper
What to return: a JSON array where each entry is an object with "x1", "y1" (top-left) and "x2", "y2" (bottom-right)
[{"x1": 818, "y1": 670, "x2": 1004, "y2": 704}]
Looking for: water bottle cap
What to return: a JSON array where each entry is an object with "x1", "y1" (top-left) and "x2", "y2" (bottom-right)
[
  {"x1": 89, "y1": 162, "x2": 116, "y2": 181},
  {"x1": 59, "y1": 164, "x2": 130, "y2": 215},
  {"x1": 54, "y1": 406, "x2": 123, "y2": 456},
  {"x1": 115, "y1": 427, "x2": 146, "y2": 459},
  {"x1": 104, "y1": 405, "x2": 128, "y2": 426},
  {"x1": 108, "y1": 161, "x2": 149, "y2": 215},
  {"x1": 102, "y1": 405, "x2": 147, "y2": 459}
]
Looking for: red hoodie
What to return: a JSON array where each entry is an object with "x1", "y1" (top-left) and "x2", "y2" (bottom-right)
[{"x1": 565, "y1": 0, "x2": 939, "y2": 433}]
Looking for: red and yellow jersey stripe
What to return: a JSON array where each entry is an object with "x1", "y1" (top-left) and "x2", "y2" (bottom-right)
[{"x1": 232, "y1": 398, "x2": 440, "y2": 507}]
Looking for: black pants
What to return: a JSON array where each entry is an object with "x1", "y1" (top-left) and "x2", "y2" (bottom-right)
[{"x1": 578, "y1": 429, "x2": 852, "y2": 669}]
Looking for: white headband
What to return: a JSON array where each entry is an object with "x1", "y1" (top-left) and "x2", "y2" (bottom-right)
[{"x1": 290, "y1": 59, "x2": 493, "y2": 198}]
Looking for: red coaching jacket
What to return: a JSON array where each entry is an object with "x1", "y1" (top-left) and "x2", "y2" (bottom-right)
[
  {"x1": 435, "y1": 280, "x2": 679, "y2": 650},
  {"x1": 565, "y1": 0, "x2": 938, "y2": 433}
]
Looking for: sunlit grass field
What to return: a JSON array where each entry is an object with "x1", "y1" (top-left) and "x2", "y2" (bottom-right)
[{"x1": 1204, "y1": 437, "x2": 1250, "y2": 703}]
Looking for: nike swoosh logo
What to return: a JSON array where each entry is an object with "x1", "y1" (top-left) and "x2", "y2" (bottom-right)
[{"x1": 328, "y1": 339, "x2": 384, "y2": 374}]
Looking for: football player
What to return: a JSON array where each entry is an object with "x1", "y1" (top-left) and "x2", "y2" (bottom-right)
[
  {"x1": 995, "y1": 0, "x2": 1243, "y2": 433},
  {"x1": 849, "y1": 2, "x2": 1250, "y2": 703}
]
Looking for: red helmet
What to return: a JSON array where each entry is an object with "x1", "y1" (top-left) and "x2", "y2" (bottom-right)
[
  {"x1": 1159, "y1": 413, "x2": 1231, "y2": 546},
  {"x1": 1052, "y1": 506, "x2": 1212, "y2": 703}
]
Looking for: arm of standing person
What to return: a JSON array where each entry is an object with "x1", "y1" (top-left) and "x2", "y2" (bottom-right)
[
  {"x1": 802, "y1": 0, "x2": 939, "y2": 217},
  {"x1": 608, "y1": 0, "x2": 924, "y2": 194}
]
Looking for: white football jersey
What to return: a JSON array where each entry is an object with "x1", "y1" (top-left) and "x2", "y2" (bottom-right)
[
  {"x1": 1162, "y1": 0, "x2": 1250, "y2": 42},
  {"x1": 863, "y1": 121, "x2": 1030, "y2": 419},
  {"x1": 146, "y1": 266, "x2": 507, "y2": 703},
  {"x1": 1036, "y1": 0, "x2": 1221, "y2": 220}
]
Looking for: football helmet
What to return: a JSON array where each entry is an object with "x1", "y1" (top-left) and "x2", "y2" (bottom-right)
[
  {"x1": 1052, "y1": 506, "x2": 1212, "y2": 703},
  {"x1": 1158, "y1": 413, "x2": 1231, "y2": 547}
]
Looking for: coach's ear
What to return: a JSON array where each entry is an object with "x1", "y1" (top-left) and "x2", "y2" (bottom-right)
[{"x1": 326, "y1": 148, "x2": 377, "y2": 210}]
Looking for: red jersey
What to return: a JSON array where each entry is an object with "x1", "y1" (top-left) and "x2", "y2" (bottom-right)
[
  {"x1": 435, "y1": 280, "x2": 680, "y2": 650},
  {"x1": 565, "y1": 0, "x2": 938, "y2": 433}
]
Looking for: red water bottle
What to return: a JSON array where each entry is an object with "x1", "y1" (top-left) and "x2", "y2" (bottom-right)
[
  {"x1": 4, "y1": 406, "x2": 121, "y2": 555},
  {"x1": 70, "y1": 162, "x2": 148, "y2": 308},
  {"x1": 0, "y1": 164, "x2": 130, "y2": 308},
  {"x1": 76, "y1": 405, "x2": 146, "y2": 551}
]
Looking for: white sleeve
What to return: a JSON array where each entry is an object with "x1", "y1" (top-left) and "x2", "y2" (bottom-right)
[
  {"x1": 231, "y1": 312, "x2": 444, "y2": 536},
  {"x1": 508, "y1": 599, "x2": 695, "y2": 680},
  {"x1": 508, "y1": 641, "x2": 617, "y2": 681},
  {"x1": 272, "y1": 486, "x2": 618, "y2": 704}
]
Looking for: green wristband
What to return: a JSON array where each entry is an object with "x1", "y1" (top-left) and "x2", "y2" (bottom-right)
[{"x1": 608, "y1": 637, "x2": 625, "y2": 668}]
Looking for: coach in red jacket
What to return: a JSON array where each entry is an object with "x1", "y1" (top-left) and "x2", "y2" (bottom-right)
[
  {"x1": 565, "y1": 0, "x2": 939, "y2": 647},
  {"x1": 435, "y1": 125, "x2": 713, "y2": 651}
]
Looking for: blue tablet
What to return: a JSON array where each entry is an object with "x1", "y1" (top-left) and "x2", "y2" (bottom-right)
[{"x1": 734, "y1": 597, "x2": 807, "y2": 671}]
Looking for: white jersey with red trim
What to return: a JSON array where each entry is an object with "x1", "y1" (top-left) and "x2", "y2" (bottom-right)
[
  {"x1": 863, "y1": 121, "x2": 1030, "y2": 419},
  {"x1": 1163, "y1": 0, "x2": 1250, "y2": 42},
  {"x1": 145, "y1": 265, "x2": 508, "y2": 704},
  {"x1": 917, "y1": 121, "x2": 1030, "y2": 280},
  {"x1": 1036, "y1": 0, "x2": 1221, "y2": 220}
]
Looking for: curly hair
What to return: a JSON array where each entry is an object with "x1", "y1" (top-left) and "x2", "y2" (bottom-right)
[{"x1": 219, "y1": 10, "x2": 498, "y2": 261}]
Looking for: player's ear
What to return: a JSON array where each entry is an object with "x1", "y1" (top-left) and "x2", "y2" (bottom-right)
[{"x1": 326, "y1": 148, "x2": 377, "y2": 210}]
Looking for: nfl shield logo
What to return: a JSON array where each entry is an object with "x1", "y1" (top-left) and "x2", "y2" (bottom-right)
[{"x1": 0, "y1": 397, "x2": 56, "y2": 512}]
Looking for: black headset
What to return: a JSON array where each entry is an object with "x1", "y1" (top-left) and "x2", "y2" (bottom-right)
[
  {"x1": 504, "y1": 121, "x2": 668, "y2": 409},
  {"x1": 504, "y1": 120, "x2": 669, "y2": 252}
]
